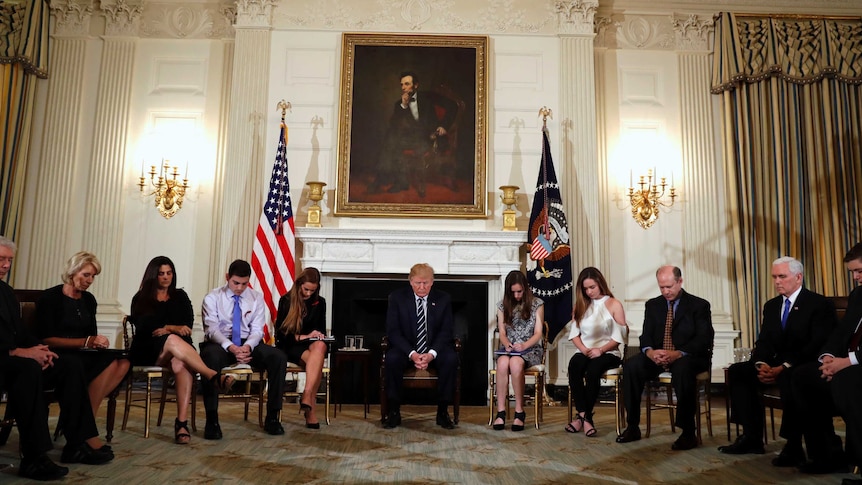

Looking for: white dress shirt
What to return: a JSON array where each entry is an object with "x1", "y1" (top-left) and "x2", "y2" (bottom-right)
[{"x1": 202, "y1": 284, "x2": 266, "y2": 350}]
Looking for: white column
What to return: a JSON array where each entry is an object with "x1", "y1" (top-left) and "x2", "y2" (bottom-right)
[
  {"x1": 78, "y1": 0, "x2": 141, "y2": 316},
  {"x1": 210, "y1": 0, "x2": 273, "y2": 283},
  {"x1": 674, "y1": 14, "x2": 737, "y2": 380},
  {"x1": 24, "y1": 0, "x2": 95, "y2": 288},
  {"x1": 556, "y1": 1, "x2": 606, "y2": 271}
]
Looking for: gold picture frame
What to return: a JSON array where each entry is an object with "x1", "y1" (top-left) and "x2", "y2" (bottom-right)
[{"x1": 335, "y1": 33, "x2": 488, "y2": 218}]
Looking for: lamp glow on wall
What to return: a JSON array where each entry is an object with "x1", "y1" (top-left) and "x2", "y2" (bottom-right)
[
  {"x1": 136, "y1": 123, "x2": 203, "y2": 219},
  {"x1": 613, "y1": 129, "x2": 680, "y2": 229}
]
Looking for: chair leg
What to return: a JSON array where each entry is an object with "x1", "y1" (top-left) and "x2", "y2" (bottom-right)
[
  {"x1": 156, "y1": 378, "x2": 169, "y2": 427},
  {"x1": 488, "y1": 371, "x2": 495, "y2": 426},
  {"x1": 122, "y1": 378, "x2": 132, "y2": 431},
  {"x1": 665, "y1": 384, "x2": 676, "y2": 433},
  {"x1": 615, "y1": 378, "x2": 623, "y2": 437},
  {"x1": 645, "y1": 385, "x2": 652, "y2": 438},
  {"x1": 144, "y1": 376, "x2": 153, "y2": 439},
  {"x1": 324, "y1": 370, "x2": 331, "y2": 425},
  {"x1": 534, "y1": 375, "x2": 542, "y2": 430},
  {"x1": 106, "y1": 389, "x2": 117, "y2": 443}
]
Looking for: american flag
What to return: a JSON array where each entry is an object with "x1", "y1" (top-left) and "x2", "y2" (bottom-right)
[{"x1": 251, "y1": 121, "x2": 296, "y2": 344}]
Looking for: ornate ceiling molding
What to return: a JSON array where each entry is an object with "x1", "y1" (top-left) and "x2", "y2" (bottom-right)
[
  {"x1": 554, "y1": 0, "x2": 598, "y2": 35},
  {"x1": 49, "y1": 0, "x2": 95, "y2": 37},
  {"x1": 236, "y1": 0, "x2": 276, "y2": 28},
  {"x1": 101, "y1": 0, "x2": 143, "y2": 36},
  {"x1": 140, "y1": 3, "x2": 235, "y2": 39},
  {"x1": 671, "y1": 14, "x2": 713, "y2": 52}
]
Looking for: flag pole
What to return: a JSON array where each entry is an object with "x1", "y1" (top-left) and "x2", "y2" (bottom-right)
[{"x1": 538, "y1": 107, "x2": 553, "y2": 265}]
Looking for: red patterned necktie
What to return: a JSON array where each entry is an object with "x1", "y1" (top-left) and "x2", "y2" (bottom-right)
[{"x1": 663, "y1": 301, "x2": 675, "y2": 351}]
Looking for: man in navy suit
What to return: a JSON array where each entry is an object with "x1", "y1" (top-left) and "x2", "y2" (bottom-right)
[
  {"x1": 719, "y1": 257, "x2": 837, "y2": 466},
  {"x1": 791, "y1": 243, "x2": 862, "y2": 477},
  {"x1": 617, "y1": 265, "x2": 714, "y2": 451},
  {"x1": 383, "y1": 263, "x2": 457, "y2": 429}
]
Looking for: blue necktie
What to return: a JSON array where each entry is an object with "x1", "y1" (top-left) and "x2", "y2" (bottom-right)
[
  {"x1": 232, "y1": 294, "x2": 242, "y2": 346},
  {"x1": 416, "y1": 297, "x2": 428, "y2": 354},
  {"x1": 780, "y1": 298, "x2": 791, "y2": 330}
]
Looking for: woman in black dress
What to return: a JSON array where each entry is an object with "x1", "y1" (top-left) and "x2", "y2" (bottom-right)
[
  {"x1": 275, "y1": 267, "x2": 327, "y2": 429},
  {"x1": 36, "y1": 251, "x2": 130, "y2": 422},
  {"x1": 129, "y1": 256, "x2": 231, "y2": 444}
]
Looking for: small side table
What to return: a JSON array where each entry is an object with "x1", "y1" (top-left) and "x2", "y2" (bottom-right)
[{"x1": 333, "y1": 349, "x2": 372, "y2": 419}]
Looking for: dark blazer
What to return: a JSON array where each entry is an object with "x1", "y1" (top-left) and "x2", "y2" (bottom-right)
[
  {"x1": 640, "y1": 289, "x2": 713, "y2": 360},
  {"x1": 387, "y1": 91, "x2": 457, "y2": 152},
  {"x1": 0, "y1": 281, "x2": 38, "y2": 365},
  {"x1": 751, "y1": 287, "x2": 837, "y2": 367},
  {"x1": 385, "y1": 286, "x2": 454, "y2": 357},
  {"x1": 821, "y1": 285, "x2": 862, "y2": 360}
]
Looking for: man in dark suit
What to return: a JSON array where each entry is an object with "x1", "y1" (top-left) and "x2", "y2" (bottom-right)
[
  {"x1": 371, "y1": 71, "x2": 457, "y2": 197},
  {"x1": 383, "y1": 263, "x2": 457, "y2": 429},
  {"x1": 791, "y1": 243, "x2": 862, "y2": 478},
  {"x1": 719, "y1": 257, "x2": 837, "y2": 467},
  {"x1": 0, "y1": 237, "x2": 113, "y2": 480},
  {"x1": 617, "y1": 265, "x2": 714, "y2": 450}
]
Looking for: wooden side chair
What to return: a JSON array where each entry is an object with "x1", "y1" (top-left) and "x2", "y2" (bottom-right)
[
  {"x1": 380, "y1": 337, "x2": 462, "y2": 424},
  {"x1": 192, "y1": 364, "x2": 266, "y2": 429},
  {"x1": 645, "y1": 346, "x2": 713, "y2": 443},
  {"x1": 283, "y1": 362, "x2": 331, "y2": 425},
  {"x1": 121, "y1": 316, "x2": 173, "y2": 438},
  {"x1": 488, "y1": 322, "x2": 548, "y2": 429}
]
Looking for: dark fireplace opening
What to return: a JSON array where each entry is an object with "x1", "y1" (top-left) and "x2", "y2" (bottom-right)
[{"x1": 332, "y1": 277, "x2": 489, "y2": 407}]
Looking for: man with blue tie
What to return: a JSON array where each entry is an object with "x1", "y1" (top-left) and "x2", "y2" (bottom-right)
[
  {"x1": 200, "y1": 260, "x2": 288, "y2": 439},
  {"x1": 719, "y1": 257, "x2": 837, "y2": 466},
  {"x1": 382, "y1": 263, "x2": 457, "y2": 429}
]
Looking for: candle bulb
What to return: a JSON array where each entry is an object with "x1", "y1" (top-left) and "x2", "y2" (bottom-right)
[
  {"x1": 629, "y1": 169, "x2": 632, "y2": 188},
  {"x1": 184, "y1": 161, "x2": 189, "y2": 179}
]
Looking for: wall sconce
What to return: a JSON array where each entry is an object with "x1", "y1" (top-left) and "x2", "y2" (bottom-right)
[
  {"x1": 138, "y1": 160, "x2": 189, "y2": 219},
  {"x1": 626, "y1": 169, "x2": 677, "y2": 229}
]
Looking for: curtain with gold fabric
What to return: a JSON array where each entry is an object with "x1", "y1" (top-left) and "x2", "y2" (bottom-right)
[
  {"x1": 712, "y1": 12, "x2": 862, "y2": 345},
  {"x1": 0, "y1": 0, "x2": 49, "y2": 240}
]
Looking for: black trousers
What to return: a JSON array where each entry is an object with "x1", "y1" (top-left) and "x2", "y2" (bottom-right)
[
  {"x1": 568, "y1": 352, "x2": 621, "y2": 418},
  {"x1": 832, "y1": 364, "x2": 862, "y2": 467},
  {"x1": 384, "y1": 347, "x2": 457, "y2": 407},
  {"x1": 623, "y1": 352, "x2": 707, "y2": 434},
  {"x1": 1, "y1": 354, "x2": 98, "y2": 458},
  {"x1": 726, "y1": 360, "x2": 800, "y2": 442},
  {"x1": 792, "y1": 361, "x2": 839, "y2": 462},
  {"x1": 199, "y1": 342, "x2": 287, "y2": 417}
]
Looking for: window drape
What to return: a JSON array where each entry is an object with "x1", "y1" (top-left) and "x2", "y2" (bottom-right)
[
  {"x1": 0, "y1": 0, "x2": 49, "y2": 243},
  {"x1": 712, "y1": 12, "x2": 862, "y2": 345}
]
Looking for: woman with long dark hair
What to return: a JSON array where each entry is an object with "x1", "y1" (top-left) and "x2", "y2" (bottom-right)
[
  {"x1": 491, "y1": 270, "x2": 544, "y2": 432},
  {"x1": 565, "y1": 267, "x2": 627, "y2": 437},
  {"x1": 129, "y1": 256, "x2": 231, "y2": 444},
  {"x1": 275, "y1": 267, "x2": 327, "y2": 429}
]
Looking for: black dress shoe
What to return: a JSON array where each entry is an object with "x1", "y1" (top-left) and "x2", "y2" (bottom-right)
[
  {"x1": 772, "y1": 443, "x2": 806, "y2": 467},
  {"x1": 19, "y1": 454, "x2": 69, "y2": 481},
  {"x1": 671, "y1": 433, "x2": 699, "y2": 451},
  {"x1": 436, "y1": 412, "x2": 455, "y2": 429},
  {"x1": 264, "y1": 418, "x2": 285, "y2": 435},
  {"x1": 60, "y1": 442, "x2": 114, "y2": 465},
  {"x1": 383, "y1": 410, "x2": 401, "y2": 429},
  {"x1": 798, "y1": 459, "x2": 849, "y2": 474},
  {"x1": 718, "y1": 434, "x2": 765, "y2": 455},
  {"x1": 616, "y1": 426, "x2": 641, "y2": 443},
  {"x1": 204, "y1": 421, "x2": 223, "y2": 440}
]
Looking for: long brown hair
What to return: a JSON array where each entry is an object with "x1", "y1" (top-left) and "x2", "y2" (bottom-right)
[
  {"x1": 572, "y1": 267, "x2": 614, "y2": 327},
  {"x1": 131, "y1": 256, "x2": 178, "y2": 315},
  {"x1": 279, "y1": 267, "x2": 321, "y2": 335},
  {"x1": 502, "y1": 270, "x2": 533, "y2": 326}
]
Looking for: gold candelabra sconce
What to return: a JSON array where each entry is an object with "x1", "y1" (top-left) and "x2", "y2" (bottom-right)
[
  {"x1": 306, "y1": 181, "x2": 326, "y2": 227},
  {"x1": 626, "y1": 169, "x2": 677, "y2": 229},
  {"x1": 499, "y1": 185, "x2": 519, "y2": 231},
  {"x1": 138, "y1": 160, "x2": 189, "y2": 219}
]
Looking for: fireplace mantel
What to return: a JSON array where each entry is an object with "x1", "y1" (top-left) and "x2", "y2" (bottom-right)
[{"x1": 296, "y1": 227, "x2": 527, "y2": 276}]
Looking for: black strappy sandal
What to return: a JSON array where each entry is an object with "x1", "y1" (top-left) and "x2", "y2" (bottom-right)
[
  {"x1": 584, "y1": 415, "x2": 597, "y2": 437},
  {"x1": 492, "y1": 410, "x2": 506, "y2": 431},
  {"x1": 174, "y1": 418, "x2": 191, "y2": 444},
  {"x1": 565, "y1": 414, "x2": 584, "y2": 433},
  {"x1": 512, "y1": 411, "x2": 526, "y2": 432}
]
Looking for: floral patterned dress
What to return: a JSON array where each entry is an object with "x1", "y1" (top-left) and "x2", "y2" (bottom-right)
[{"x1": 496, "y1": 297, "x2": 544, "y2": 367}]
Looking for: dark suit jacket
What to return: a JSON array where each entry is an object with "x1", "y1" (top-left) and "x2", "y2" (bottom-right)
[
  {"x1": 387, "y1": 91, "x2": 457, "y2": 153},
  {"x1": 752, "y1": 287, "x2": 836, "y2": 367},
  {"x1": 0, "y1": 281, "x2": 39, "y2": 369},
  {"x1": 640, "y1": 289, "x2": 713, "y2": 361},
  {"x1": 385, "y1": 286, "x2": 454, "y2": 357},
  {"x1": 821, "y1": 285, "x2": 862, "y2": 360}
]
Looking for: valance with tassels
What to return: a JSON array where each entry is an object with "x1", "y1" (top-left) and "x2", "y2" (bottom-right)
[
  {"x1": 0, "y1": 0, "x2": 49, "y2": 79},
  {"x1": 712, "y1": 12, "x2": 862, "y2": 93}
]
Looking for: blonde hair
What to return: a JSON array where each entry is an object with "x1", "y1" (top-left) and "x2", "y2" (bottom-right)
[
  {"x1": 62, "y1": 251, "x2": 102, "y2": 284},
  {"x1": 408, "y1": 263, "x2": 435, "y2": 281}
]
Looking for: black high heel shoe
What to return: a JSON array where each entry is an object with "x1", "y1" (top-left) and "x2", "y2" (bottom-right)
[
  {"x1": 512, "y1": 411, "x2": 526, "y2": 432},
  {"x1": 492, "y1": 410, "x2": 506, "y2": 431},
  {"x1": 300, "y1": 403, "x2": 320, "y2": 429}
]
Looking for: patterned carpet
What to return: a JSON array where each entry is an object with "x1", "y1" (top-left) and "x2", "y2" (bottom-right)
[{"x1": 0, "y1": 399, "x2": 855, "y2": 484}]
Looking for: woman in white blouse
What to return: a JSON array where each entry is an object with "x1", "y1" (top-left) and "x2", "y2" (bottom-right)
[{"x1": 565, "y1": 267, "x2": 627, "y2": 437}]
